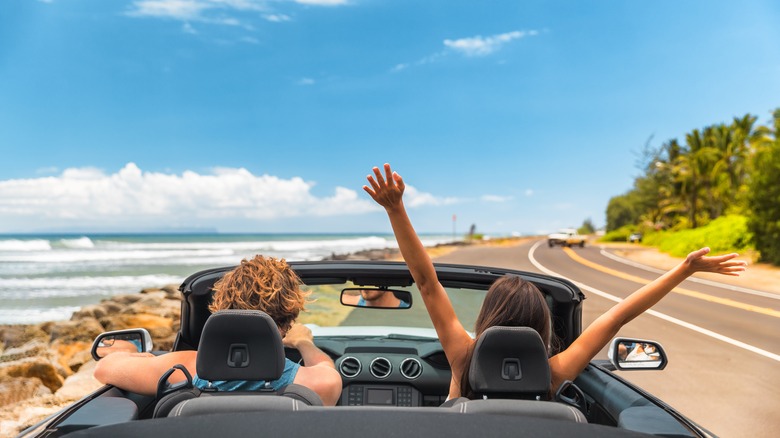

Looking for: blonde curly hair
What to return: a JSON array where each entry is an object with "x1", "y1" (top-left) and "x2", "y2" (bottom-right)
[{"x1": 209, "y1": 255, "x2": 309, "y2": 333}]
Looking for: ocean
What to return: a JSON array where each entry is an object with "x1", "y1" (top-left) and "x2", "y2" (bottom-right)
[{"x1": 0, "y1": 233, "x2": 454, "y2": 324}]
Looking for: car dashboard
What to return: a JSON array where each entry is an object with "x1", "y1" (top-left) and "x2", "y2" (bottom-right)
[{"x1": 287, "y1": 335, "x2": 452, "y2": 407}]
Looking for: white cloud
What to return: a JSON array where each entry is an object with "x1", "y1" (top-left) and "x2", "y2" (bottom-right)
[
  {"x1": 403, "y1": 186, "x2": 459, "y2": 208},
  {"x1": 128, "y1": 0, "x2": 346, "y2": 24},
  {"x1": 481, "y1": 195, "x2": 513, "y2": 203},
  {"x1": 0, "y1": 163, "x2": 450, "y2": 231},
  {"x1": 264, "y1": 13, "x2": 291, "y2": 22},
  {"x1": 182, "y1": 22, "x2": 198, "y2": 33},
  {"x1": 444, "y1": 30, "x2": 535, "y2": 57},
  {"x1": 393, "y1": 30, "x2": 537, "y2": 73},
  {"x1": 525, "y1": 189, "x2": 534, "y2": 197},
  {"x1": 127, "y1": 0, "x2": 211, "y2": 20},
  {"x1": 294, "y1": 0, "x2": 348, "y2": 5},
  {"x1": 298, "y1": 77, "x2": 315, "y2": 85}
]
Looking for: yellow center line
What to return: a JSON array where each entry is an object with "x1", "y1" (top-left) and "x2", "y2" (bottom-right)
[{"x1": 562, "y1": 247, "x2": 780, "y2": 318}]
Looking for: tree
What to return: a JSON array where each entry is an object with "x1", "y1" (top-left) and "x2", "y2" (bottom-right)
[
  {"x1": 606, "y1": 193, "x2": 640, "y2": 231},
  {"x1": 747, "y1": 109, "x2": 780, "y2": 265},
  {"x1": 578, "y1": 218, "x2": 595, "y2": 235}
]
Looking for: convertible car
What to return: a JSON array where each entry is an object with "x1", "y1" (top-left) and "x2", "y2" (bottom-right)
[{"x1": 19, "y1": 261, "x2": 710, "y2": 437}]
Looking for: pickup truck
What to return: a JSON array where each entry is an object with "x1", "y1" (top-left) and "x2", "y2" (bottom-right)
[{"x1": 547, "y1": 228, "x2": 587, "y2": 247}]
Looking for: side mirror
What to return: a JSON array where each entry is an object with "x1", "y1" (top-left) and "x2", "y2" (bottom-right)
[
  {"x1": 608, "y1": 338, "x2": 667, "y2": 371},
  {"x1": 91, "y1": 328, "x2": 153, "y2": 361},
  {"x1": 340, "y1": 288, "x2": 412, "y2": 309}
]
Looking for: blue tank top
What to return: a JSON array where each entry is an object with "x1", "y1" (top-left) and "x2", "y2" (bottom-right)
[{"x1": 193, "y1": 358, "x2": 300, "y2": 392}]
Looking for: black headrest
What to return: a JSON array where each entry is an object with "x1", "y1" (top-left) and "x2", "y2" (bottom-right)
[
  {"x1": 468, "y1": 326, "x2": 551, "y2": 399},
  {"x1": 196, "y1": 310, "x2": 285, "y2": 382}
]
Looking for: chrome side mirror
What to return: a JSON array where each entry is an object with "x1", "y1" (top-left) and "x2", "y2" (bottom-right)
[
  {"x1": 608, "y1": 338, "x2": 667, "y2": 370},
  {"x1": 91, "y1": 328, "x2": 153, "y2": 361},
  {"x1": 340, "y1": 288, "x2": 412, "y2": 309}
]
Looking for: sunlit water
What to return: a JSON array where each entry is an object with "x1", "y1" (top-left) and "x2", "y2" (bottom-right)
[{"x1": 0, "y1": 233, "x2": 454, "y2": 324}]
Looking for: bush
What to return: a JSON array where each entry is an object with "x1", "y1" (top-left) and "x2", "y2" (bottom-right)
[
  {"x1": 644, "y1": 215, "x2": 752, "y2": 257},
  {"x1": 600, "y1": 226, "x2": 633, "y2": 242}
]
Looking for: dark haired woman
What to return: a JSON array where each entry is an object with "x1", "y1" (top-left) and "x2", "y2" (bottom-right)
[{"x1": 364, "y1": 163, "x2": 746, "y2": 399}]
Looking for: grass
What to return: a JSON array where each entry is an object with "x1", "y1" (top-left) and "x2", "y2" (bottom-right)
[{"x1": 638, "y1": 215, "x2": 753, "y2": 257}]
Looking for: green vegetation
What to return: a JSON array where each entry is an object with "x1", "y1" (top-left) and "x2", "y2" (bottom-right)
[
  {"x1": 603, "y1": 108, "x2": 780, "y2": 264},
  {"x1": 578, "y1": 218, "x2": 596, "y2": 235},
  {"x1": 640, "y1": 215, "x2": 752, "y2": 257},
  {"x1": 601, "y1": 226, "x2": 633, "y2": 242},
  {"x1": 747, "y1": 109, "x2": 780, "y2": 265}
]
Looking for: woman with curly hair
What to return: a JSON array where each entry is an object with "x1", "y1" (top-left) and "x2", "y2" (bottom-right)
[{"x1": 94, "y1": 255, "x2": 342, "y2": 405}]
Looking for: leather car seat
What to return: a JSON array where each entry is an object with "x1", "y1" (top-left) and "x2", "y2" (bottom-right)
[{"x1": 153, "y1": 310, "x2": 321, "y2": 417}]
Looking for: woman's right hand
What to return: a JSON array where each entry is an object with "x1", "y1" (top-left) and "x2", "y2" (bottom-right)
[{"x1": 363, "y1": 163, "x2": 406, "y2": 212}]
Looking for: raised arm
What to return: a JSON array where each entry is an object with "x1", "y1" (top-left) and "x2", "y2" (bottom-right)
[
  {"x1": 363, "y1": 164, "x2": 472, "y2": 366},
  {"x1": 549, "y1": 247, "x2": 746, "y2": 390}
]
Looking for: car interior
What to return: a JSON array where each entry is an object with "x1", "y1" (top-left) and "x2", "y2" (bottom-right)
[{"x1": 49, "y1": 261, "x2": 701, "y2": 437}]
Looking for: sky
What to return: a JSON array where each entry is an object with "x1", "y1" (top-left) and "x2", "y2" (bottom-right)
[{"x1": 1, "y1": 0, "x2": 779, "y2": 235}]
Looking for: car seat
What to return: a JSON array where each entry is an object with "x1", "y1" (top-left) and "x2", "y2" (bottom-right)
[
  {"x1": 443, "y1": 326, "x2": 586, "y2": 423},
  {"x1": 153, "y1": 310, "x2": 322, "y2": 417}
]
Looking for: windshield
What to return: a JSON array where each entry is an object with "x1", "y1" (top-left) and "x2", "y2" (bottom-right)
[{"x1": 298, "y1": 282, "x2": 486, "y2": 331}]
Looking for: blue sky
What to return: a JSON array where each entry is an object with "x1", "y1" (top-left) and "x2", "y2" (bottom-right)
[{"x1": 1, "y1": 0, "x2": 779, "y2": 235}]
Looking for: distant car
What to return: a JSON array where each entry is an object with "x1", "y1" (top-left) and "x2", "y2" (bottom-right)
[
  {"x1": 547, "y1": 228, "x2": 586, "y2": 247},
  {"x1": 20, "y1": 261, "x2": 705, "y2": 438},
  {"x1": 628, "y1": 233, "x2": 643, "y2": 243}
]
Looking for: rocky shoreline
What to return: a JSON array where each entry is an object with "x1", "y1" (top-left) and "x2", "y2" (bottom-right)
[{"x1": 0, "y1": 245, "x2": 417, "y2": 435}]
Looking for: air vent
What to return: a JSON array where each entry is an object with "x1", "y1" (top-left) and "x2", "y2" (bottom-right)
[
  {"x1": 370, "y1": 357, "x2": 392, "y2": 379},
  {"x1": 339, "y1": 357, "x2": 361, "y2": 378},
  {"x1": 400, "y1": 358, "x2": 422, "y2": 380}
]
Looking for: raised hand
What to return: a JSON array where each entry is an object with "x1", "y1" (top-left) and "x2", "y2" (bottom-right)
[
  {"x1": 363, "y1": 163, "x2": 406, "y2": 211},
  {"x1": 683, "y1": 247, "x2": 747, "y2": 276}
]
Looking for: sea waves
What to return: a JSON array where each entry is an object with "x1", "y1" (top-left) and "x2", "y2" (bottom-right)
[{"x1": 0, "y1": 233, "x2": 452, "y2": 324}]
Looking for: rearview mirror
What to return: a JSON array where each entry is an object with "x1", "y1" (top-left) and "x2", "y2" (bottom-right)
[
  {"x1": 340, "y1": 288, "x2": 412, "y2": 309},
  {"x1": 608, "y1": 338, "x2": 667, "y2": 370},
  {"x1": 91, "y1": 328, "x2": 153, "y2": 361}
]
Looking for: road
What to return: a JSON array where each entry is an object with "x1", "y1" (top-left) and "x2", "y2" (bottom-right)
[{"x1": 433, "y1": 239, "x2": 780, "y2": 438}]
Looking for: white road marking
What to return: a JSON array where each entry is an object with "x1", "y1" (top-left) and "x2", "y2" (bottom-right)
[
  {"x1": 528, "y1": 241, "x2": 780, "y2": 363},
  {"x1": 598, "y1": 246, "x2": 780, "y2": 301}
]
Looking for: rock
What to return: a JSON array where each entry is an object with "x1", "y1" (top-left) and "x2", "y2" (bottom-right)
[
  {"x1": 1, "y1": 359, "x2": 64, "y2": 393},
  {"x1": 111, "y1": 294, "x2": 144, "y2": 306},
  {"x1": 0, "y1": 377, "x2": 51, "y2": 408},
  {"x1": 54, "y1": 342, "x2": 92, "y2": 374},
  {"x1": 54, "y1": 361, "x2": 101, "y2": 401},
  {"x1": 162, "y1": 284, "x2": 181, "y2": 298},
  {"x1": 70, "y1": 305, "x2": 107, "y2": 321},
  {"x1": 0, "y1": 341, "x2": 50, "y2": 363},
  {"x1": 99, "y1": 301, "x2": 124, "y2": 315},
  {"x1": 48, "y1": 318, "x2": 104, "y2": 344},
  {"x1": 0, "y1": 325, "x2": 48, "y2": 349}
]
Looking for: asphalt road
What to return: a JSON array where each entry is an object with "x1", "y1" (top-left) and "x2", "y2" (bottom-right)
[{"x1": 433, "y1": 239, "x2": 780, "y2": 438}]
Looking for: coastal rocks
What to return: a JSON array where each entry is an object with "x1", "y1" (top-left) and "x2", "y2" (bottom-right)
[
  {"x1": 323, "y1": 248, "x2": 401, "y2": 261},
  {"x1": 46, "y1": 318, "x2": 105, "y2": 344},
  {"x1": 0, "y1": 283, "x2": 185, "y2": 434},
  {"x1": 1, "y1": 359, "x2": 64, "y2": 394},
  {"x1": 0, "y1": 377, "x2": 51, "y2": 408}
]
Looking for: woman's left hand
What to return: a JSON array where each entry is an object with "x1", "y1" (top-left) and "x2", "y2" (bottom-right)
[{"x1": 684, "y1": 247, "x2": 747, "y2": 276}]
